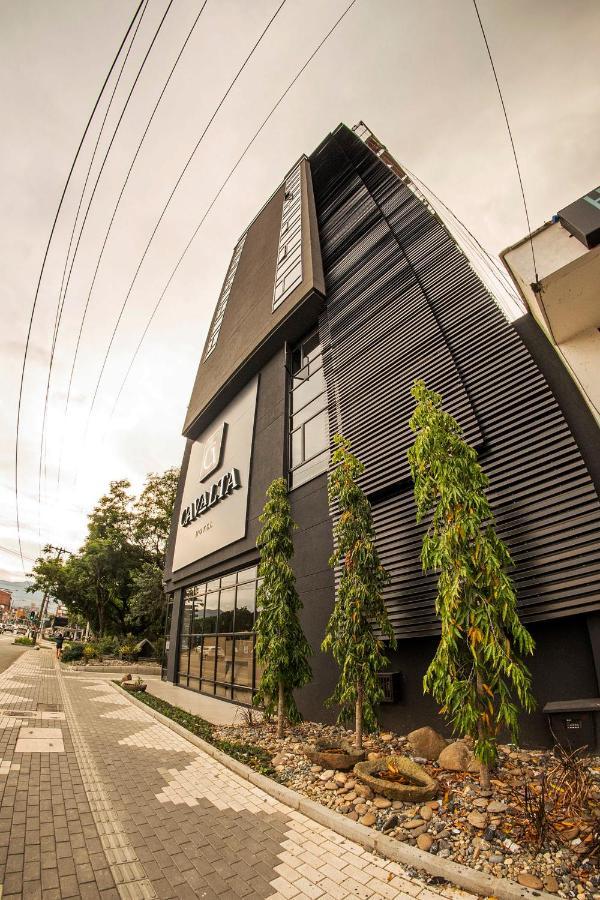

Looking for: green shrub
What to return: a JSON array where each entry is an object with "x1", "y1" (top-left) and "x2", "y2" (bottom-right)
[
  {"x1": 96, "y1": 635, "x2": 119, "y2": 656},
  {"x1": 119, "y1": 640, "x2": 139, "y2": 662},
  {"x1": 61, "y1": 642, "x2": 84, "y2": 663},
  {"x1": 83, "y1": 644, "x2": 100, "y2": 661},
  {"x1": 115, "y1": 684, "x2": 275, "y2": 777},
  {"x1": 14, "y1": 636, "x2": 33, "y2": 646}
]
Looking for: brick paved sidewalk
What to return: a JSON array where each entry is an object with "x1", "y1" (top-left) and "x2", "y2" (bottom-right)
[{"x1": 0, "y1": 649, "x2": 476, "y2": 900}]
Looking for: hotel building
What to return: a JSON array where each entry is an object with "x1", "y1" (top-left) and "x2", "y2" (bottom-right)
[{"x1": 164, "y1": 124, "x2": 600, "y2": 746}]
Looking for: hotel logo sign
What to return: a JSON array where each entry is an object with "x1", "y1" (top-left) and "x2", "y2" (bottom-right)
[
  {"x1": 198, "y1": 422, "x2": 226, "y2": 482},
  {"x1": 171, "y1": 377, "x2": 258, "y2": 571},
  {"x1": 180, "y1": 468, "x2": 241, "y2": 527}
]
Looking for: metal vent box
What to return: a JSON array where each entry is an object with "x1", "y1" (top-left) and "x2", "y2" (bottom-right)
[
  {"x1": 543, "y1": 698, "x2": 600, "y2": 753},
  {"x1": 557, "y1": 188, "x2": 600, "y2": 249}
]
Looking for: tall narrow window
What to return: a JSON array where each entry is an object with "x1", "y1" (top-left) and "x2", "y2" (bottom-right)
[
  {"x1": 204, "y1": 232, "x2": 247, "y2": 358},
  {"x1": 273, "y1": 164, "x2": 303, "y2": 310},
  {"x1": 288, "y1": 328, "x2": 329, "y2": 489}
]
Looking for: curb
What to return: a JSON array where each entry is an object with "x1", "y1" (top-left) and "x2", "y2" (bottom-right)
[
  {"x1": 109, "y1": 682, "x2": 554, "y2": 900},
  {"x1": 61, "y1": 664, "x2": 161, "y2": 676}
]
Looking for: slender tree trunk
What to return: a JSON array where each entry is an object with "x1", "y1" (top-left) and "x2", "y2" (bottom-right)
[
  {"x1": 476, "y1": 672, "x2": 491, "y2": 794},
  {"x1": 355, "y1": 682, "x2": 364, "y2": 750},
  {"x1": 277, "y1": 680, "x2": 285, "y2": 739}
]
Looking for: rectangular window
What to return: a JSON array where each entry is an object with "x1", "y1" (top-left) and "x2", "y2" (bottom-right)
[
  {"x1": 288, "y1": 327, "x2": 329, "y2": 489},
  {"x1": 178, "y1": 565, "x2": 260, "y2": 705},
  {"x1": 273, "y1": 164, "x2": 303, "y2": 311}
]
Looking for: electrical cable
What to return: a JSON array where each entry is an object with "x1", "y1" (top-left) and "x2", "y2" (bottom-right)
[
  {"x1": 471, "y1": 0, "x2": 540, "y2": 286},
  {"x1": 101, "y1": 0, "x2": 359, "y2": 433},
  {"x1": 401, "y1": 164, "x2": 525, "y2": 319},
  {"x1": 39, "y1": 0, "x2": 150, "y2": 520},
  {"x1": 36, "y1": 0, "x2": 174, "y2": 507},
  {"x1": 54, "y1": 0, "x2": 208, "y2": 488},
  {"x1": 80, "y1": 0, "x2": 291, "y2": 442},
  {"x1": 0, "y1": 544, "x2": 37, "y2": 564},
  {"x1": 13, "y1": 0, "x2": 145, "y2": 573}
]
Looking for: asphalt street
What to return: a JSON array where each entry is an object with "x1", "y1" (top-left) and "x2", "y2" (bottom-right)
[{"x1": 0, "y1": 633, "x2": 30, "y2": 674}]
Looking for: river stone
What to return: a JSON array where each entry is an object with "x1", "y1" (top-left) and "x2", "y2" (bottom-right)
[
  {"x1": 320, "y1": 770, "x2": 335, "y2": 781},
  {"x1": 334, "y1": 772, "x2": 347, "y2": 785},
  {"x1": 354, "y1": 784, "x2": 374, "y2": 800},
  {"x1": 305, "y1": 741, "x2": 366, "y2": 772},
  {"x1": 407, "y1": 727, "x2": 447, "y2": 761},
  {"x1": 346, "y1": 811, "x2": 358, "y2": 821},
  {"x1": 382, "y1": 814, "x2": 399, "y2": 833},
  {"x1": 323, "y1": 780, "x2": 337, "y2": 790},
  {"x1": 373, "y1": 797, "x2": 391, "y2": 809},
  {"x1": 360, "y1": 812, "x2": 376, "y2": 827},
  {"x1": 468, "y1": 812, "x2": 487, "y2": 829},
  {"x1": 517, "y1": 874, "x2": 543, "y2": 890},
  {"x1": 404, "y1": 818, "x2": 425, "y2": 829},
  {"x1": 271, "y1": 754, "x2": 287, "y2": 767},
  {"x1": 419, "y1": 805, "x2": 433, "y2": 821},
  {"x1": 417, "y1": 834, "x2": 433, "y2": 851},
  {"x1": 544, "y1": 876, "x2": 559, "y2": 893},
  {"x1": 487, "y1": 800, "x2": 507, "y2": 813},
  {"x1": 438, "y1": 741, "x2": 473, "y2": 772}
]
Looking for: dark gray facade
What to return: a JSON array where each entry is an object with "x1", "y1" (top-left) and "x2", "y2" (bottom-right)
[{"x1": 165, "y1": 124, "x2": 600, "y2": 746}]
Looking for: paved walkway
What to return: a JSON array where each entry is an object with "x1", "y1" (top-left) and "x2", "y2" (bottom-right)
[{"x1": 0, "y1": 648, "x2": 472, "y2": 900}]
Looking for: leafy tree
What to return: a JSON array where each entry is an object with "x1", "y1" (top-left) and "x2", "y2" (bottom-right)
[
  {"x1": 253, "y1": 478, "x2": 312, "y2": 738},
  {"x1": 126, "y1": 562, "x2": 166, "y2": 637},
  {"x1": 407, "y1": 380, "x2": 535, "y2": 791},
  {"x1": 322, "y1": 435, "x2": 396, "y2": 750},
  {"x1": 134, "y1": 468, "x2": 179, "y2": 562},
  {"x1": 88, "y1": 479, "x2": 134, "y2": 542},
  {"x1": 28, "y1": 469, "x2": 179, "y2": 641}
]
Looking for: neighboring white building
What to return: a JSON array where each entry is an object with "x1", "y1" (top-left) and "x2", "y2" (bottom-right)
[{"x1": 501, "y1": 187, "x2": 600, "y2": 425}]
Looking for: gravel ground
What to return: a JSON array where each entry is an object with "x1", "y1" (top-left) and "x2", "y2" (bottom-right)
[{"x1": 212, "y1": 718, "x2": 600, "y2": 900}]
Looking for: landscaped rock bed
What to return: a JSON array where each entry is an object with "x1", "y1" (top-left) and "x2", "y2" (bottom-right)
[{"x1": 212, "y1": 719, "x2": 600, "y2": 899}]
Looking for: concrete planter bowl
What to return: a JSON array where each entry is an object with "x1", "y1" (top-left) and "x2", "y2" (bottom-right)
[
  {"x1": 354, "y1": 756, "x2": 438, "y2": 802},
  {"x1": 304, "y1": 740, "x2": 366, "y2": 771}
]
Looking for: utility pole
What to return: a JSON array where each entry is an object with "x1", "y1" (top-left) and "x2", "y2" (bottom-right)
[{"x1": 31, "y1": 545, "x2": 71, "y2": 647}]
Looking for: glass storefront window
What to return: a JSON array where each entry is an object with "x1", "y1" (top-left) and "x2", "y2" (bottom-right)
[{"x1": 177, "y1": 565, "x2": 261, "y2": 704}]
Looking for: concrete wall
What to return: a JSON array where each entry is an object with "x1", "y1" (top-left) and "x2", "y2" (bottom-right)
[{"x1": 502, "y1": 222, "x2": 600, "y2": 424}]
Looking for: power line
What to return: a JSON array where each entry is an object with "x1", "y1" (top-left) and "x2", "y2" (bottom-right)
[
  {"x1": 471, "y1": 0, "x2": 539, "y2": 286},
  {"x1": 400, "y1": 163, "x2": 525, "y2": 319},
  {"x1": 55, "y1": 0, "x2": 209, "y2": 489},
  {"x1": 103, "y1": 0, "x2": 360, "y2": 429},
  {"x1": 14, "y1": 0, "x2": 146, "y2": 574},
  {"x1": 36, "y1": 0, "x2": 174, "y2": 502},
  {"x1": 38, "y1": 0, "x2": 151, "y2": 527},
  {"x1": 81, "y1": 0, "x2": 291, "y2": 441},
  {"x1": 0, "y1": 544, "x2": 37, "y2": 564}
]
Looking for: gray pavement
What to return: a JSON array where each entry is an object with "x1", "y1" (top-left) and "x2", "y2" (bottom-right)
[
  {"x1": 0, "y1": 647, "x2": 473, "y2": 900},
  {"x1": 0, "y1": 634, "x2": 31, "y2": 674}
]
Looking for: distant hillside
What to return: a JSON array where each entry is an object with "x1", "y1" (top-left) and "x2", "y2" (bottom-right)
[{"x1": 0, "y1": 579, "x2": 45, "y2": 609}]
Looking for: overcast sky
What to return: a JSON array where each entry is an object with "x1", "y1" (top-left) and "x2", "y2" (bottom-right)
[{"x1": 1, "y1": 0, "x2": 599, "y2": 581}]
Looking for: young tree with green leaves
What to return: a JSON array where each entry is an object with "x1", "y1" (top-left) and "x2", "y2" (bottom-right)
[
  {"x1": 407, "y1": 380, "x2": 535, "y2": 791},
  {"x1": 322, "y1": 435, "x2": 396, "y2": 750},
  {"x1": 254, "y1": 478, "x2": 312, "y2": 738}
]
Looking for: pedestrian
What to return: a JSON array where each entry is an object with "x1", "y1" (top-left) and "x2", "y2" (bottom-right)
[{"x1": 55, "y1": 632, "x2": 64, "y2": 659}]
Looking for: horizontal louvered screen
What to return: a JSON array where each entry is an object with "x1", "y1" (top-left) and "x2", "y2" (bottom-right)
[{"x1": 311, "y1": 126, "x2": 600, "y2": 637}]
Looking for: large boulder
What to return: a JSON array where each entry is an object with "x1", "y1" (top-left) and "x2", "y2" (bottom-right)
[
  {"x1": 407, "y1": 726, "x2": 447, "y2": 761},
  {"x1": 437, "y1": 740, "x2": 473, "y2": 772}
]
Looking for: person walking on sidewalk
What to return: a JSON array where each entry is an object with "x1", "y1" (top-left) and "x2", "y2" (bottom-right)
[{"x1": 54, "y1": 632, "x2": 64, "y2": 659}]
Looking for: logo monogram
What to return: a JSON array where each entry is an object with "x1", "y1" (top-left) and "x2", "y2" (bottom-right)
[{"x1": 199, "y1": 422, "x2": 226, "y2": 482}]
